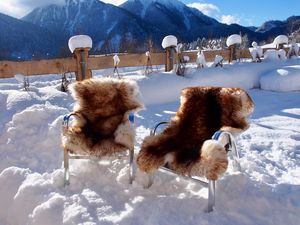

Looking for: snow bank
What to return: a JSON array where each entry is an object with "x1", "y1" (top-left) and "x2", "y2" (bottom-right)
[
  {"x1": 68, "y1": 35, "x2": 93, "y2": 53},
  {"x1": 260, "y1": 65, "x2": 300, "y2": 91},
  {"x1": 226, "y1": 34, "x2": 242, "y2": 47},
  {"x1": 264, "y1": 49, "x2": 280, "y2": 61},
  {"x1": 161, "y1": 35, "x2": 177, "y2": 49},
  {"x1": 0, "y1": 58, "x2": 300, "y2": 225},
  {"x1": 138, "y1": 60, "x2": 299, "y2": 105}
]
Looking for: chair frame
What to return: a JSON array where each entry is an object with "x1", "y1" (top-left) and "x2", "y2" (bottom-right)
[
  {"x1": 146, "y1": 122, "x2": 240, "y2": 212},
  {"x1": 62, "y1": 113, "x2": 135, "y2": 186}
]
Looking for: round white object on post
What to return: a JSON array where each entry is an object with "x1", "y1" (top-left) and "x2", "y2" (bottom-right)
[
  {"x1": 273, "y1": 35, "x2": 288, "y2": 45},
  {"x1": 162, "y1": 35, "x2": 178, "y2": 49},
  {"x1": 145, "y1": 51, "x2": 150, "y2": 57},
  {"x1": 68, "y1": 35, "x2": 93, "y2": 53},
  {"x1": 226, "y1": 34, "x2": 242, "y2": 47}
]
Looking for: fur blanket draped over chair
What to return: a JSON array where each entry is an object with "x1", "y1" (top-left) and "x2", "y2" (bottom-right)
[
  {"x1": 62, "y1": 78, "x2": 143, "y2": 157},
  {"x1": 137, "y1": 87, "x2": 254, "y2": 180}
]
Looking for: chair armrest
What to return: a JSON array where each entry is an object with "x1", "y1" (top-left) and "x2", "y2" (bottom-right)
[
  {"x1": 150, "y1": 122, "x2": 169, "y2": 136},
  {"x1": 212, "y1": 130, "x2": 239, "y2": 159}
]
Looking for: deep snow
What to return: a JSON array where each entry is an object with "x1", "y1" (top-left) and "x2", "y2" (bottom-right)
[{"x1": 0, "y1": 58, "x2": 300, "y2": 225}]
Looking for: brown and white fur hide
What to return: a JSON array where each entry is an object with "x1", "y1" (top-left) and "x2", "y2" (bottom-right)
[
  {"x1": 137, "y1": 87, "x2": 254, "y2": 180},
  {"x1": 62, "y1": 78, "x2": 143, "y2": 157}
]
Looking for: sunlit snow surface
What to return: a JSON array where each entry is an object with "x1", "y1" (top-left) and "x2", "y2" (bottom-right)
[{"x1": 0, "y1": 59, "x2": 300, "y2": 225}]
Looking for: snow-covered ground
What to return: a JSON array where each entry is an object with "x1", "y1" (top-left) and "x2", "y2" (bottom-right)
[{"x1": 1, "y1": 58, "x2": 300, "y2": 225}]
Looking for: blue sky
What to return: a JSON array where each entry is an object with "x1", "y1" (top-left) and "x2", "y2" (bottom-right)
[
  {"x1": 183, "y1": 0, "x2": 300, "y2": 26},
  {"x1": 0, "y1": 0, "x2": 299, "y2": 27}
]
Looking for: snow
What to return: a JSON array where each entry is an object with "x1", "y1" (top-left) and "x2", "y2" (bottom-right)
[
  {"x1": 273, "y1": 35, "x2": 288, "y2": 45},
  {"x1": 68, "y1": 35, "x2": 93, "y2": 53},
  {"x1": 196, "y1": 51, "x2": 207, "y2": 68},
  {"x1": 1, "y1": 58, "x2": 300, "y2": 224},
  {"x1": 249, "y1": 42, "x2": 263, "y2": 61},
  {"x1": 161, "y1": 35, "x2": 178, "y2": 49},
  {"x1": 113, "y1": 54, "x2": 120, "y2": 66},
  {"x1": 226, "y1": 34, "x2": 242, "y2": 47},
  {"x1": 260, "y1": 65, "x2": 300, "y2": 91},
  {"x1": 264, "y1": 49, "x2": 280, "y2": 61}
]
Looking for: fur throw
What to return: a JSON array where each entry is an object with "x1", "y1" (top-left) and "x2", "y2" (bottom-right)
[
  {"x1": 137, "y1": 87, "x2": 254, "y2": 180},
  {"x1": 62, "y1": 78, "x2": 143, "y2": 157}
]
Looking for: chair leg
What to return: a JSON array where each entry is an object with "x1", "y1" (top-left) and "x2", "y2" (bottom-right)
[
  {"x1": 207, "y1": 180, "x2": 216, "y2": 212},
  {"x1": 129, "y1": 149, "x2": 134, "y2": 184},
  {"x1": 64, "y1": 148, "x2": 70, "y2": 186}
]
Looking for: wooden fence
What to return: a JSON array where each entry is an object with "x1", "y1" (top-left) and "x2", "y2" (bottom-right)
[{"x1": 0, "y1": 48, "x2": 296, "y2": 79}]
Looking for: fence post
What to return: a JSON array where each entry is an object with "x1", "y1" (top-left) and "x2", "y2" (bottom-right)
[
  {"x1": 165, "y1": 47, "x2": 175, "y2": 72},
  {"x1": 68, "y1": 35, "x2": 93, "y2": 81},
  {"x1": 228, "y1": 44, "x2": 237, "y2": 63},
  {"x1": 162, "y1": 35, "x2": 177, "y2": 72},
  {"x1": 73, "y1": 48, "x2": 92, "y2": 81}
]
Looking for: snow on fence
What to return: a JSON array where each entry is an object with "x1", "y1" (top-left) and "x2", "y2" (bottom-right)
[{"x1": 0, "y1": 48, "x2": 298, "y2": 79}]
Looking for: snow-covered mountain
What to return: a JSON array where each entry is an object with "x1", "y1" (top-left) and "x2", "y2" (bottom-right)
[
  {"x1": 21, "y1": 0, "x2": 261, "y2": 55},
  {"x1": 256, "y1": 16, "x2": 300, "y2": 36},
  {"x1": 120, "y1": 0, "x2": 257, "y2": 42},
  {"x1": 0, "y1": 13, "x2": 59, "y2": 60},
  {"x1": 0, "y1": 0, "x2": 297, "y2": 59},
  {"x1": 23, "y1": 0, "x2": 153, "y2": 55}
]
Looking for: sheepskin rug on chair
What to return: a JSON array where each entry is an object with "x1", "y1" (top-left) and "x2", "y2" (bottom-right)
[
  {"x1": 137, "y1": 87, "x2": 254, "y2": 180},
  {"x1": 62, "y1": 78, "x2": 143, "y2": 157}
]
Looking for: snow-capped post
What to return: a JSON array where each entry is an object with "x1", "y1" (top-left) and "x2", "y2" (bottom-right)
[
  {"x1": 273, "y1": 35, "x2": 288, "y2": 50},
  {"x1": 196, "y1": 48, "x2": 207, "y2": 69},
  {"x1": 145, "y1": 51, "x2": 153, "y2": 75},
  {"x1": 287, "y1": 39, "x2": 299, "y2": 59},
  {"x1": 249, "y1": 42, "x2": 263, "y2": 63},
  {"x1": 113, "y1": 54, "x2": 120, "y2": 78},
  {"x1": 162, "y1": 35, "x2": 177, "y2": 72},
  {"x1": 68, "y1": 35, "x2": 93, "y2": 81},
  {"x1": 176, "y1": 43, "x2": 185, "y2": 75},
  {"x1": 226, "y1": 34, "x2": 242, "y2": 63},
  {"x1": 15, "y1": 74, "x2": 29, "y2": 91}
]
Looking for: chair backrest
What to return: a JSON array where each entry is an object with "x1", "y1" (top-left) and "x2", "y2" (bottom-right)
[
  {"x1": 63, "y1": 78, "x2": 143, "y2": 155},
  {"x1": 139, "y1": 87, "x2": 254, "y2": 167}
]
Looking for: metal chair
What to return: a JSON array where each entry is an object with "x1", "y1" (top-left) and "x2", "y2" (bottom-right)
[
  {"x1": 146, "y1": 122, "x2": 240, "y2": 212},
  {"x1": 62, "y1": 113, "x2": 135, "y2": 186}
]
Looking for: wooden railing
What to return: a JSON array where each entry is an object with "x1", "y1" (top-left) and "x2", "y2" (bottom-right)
[{"x1": 0, "y1": 48, "x2": 296, "y2": 79}]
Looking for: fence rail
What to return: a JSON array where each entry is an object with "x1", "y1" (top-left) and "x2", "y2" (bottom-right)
[{"x1": 0, "y1": 48, "x2": 296, "y2": 79}]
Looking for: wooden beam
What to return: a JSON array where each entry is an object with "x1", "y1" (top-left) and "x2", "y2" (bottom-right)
[
  {"x1": 0, "y1": 48, "x2": 298, "y2": 79},
  {"x1": 0, "y1": 58, "x2": 76, "y2": 78}
]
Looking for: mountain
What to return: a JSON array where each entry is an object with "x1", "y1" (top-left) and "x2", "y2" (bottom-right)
[
  {"x1": 0, "y1": 0, "x2": 297, "y2": 60},
  {"x1": 22, "y1": 0, "x2": 153, "y2": 55},
  {"x1": 120, "y1": 0, "x2": 261, "y2": 42},
  {"x1": 0, "y1": 13, "x2": 59, "y2": 60},
  {"x1": 257, "y1": 16, "x2": 300, "y2": 38}
]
